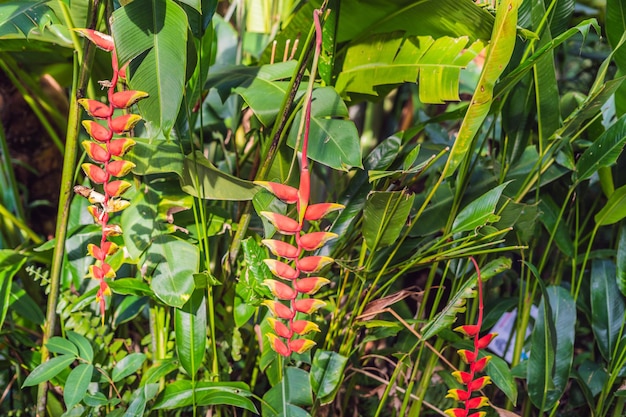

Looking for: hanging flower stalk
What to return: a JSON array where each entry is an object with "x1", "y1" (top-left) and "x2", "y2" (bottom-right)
[
  {"x1": 445, "y1": 258, "x2": 497, "y2": 417},
  {"x1": 255, "y1": 10, "x2": 343, "y2": 357},
  {"x1": 73, "y1": 29, "x2": 147, "y2": 321}
]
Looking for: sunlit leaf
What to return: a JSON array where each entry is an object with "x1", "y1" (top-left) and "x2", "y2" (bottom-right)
[
  {"x1": 452, "y1": 183, "x2": 509, "y2": 234},
  {"x1": 175, "y1": 290, "x2": 206, "y2": 378},
  {"x1": 64, "y1": 364, "x2": 93, "y2": 409},
  {"x1": 595, "y1": 184, "x2": 626, "y2": 226},
  {"x1": 22, "y1": 355, "x2": 76, "y2": 387},
  {"x1": 576, "y1": 115, "x2": 626, "y2": 181},
  {"x1": 310, "y1": 350, "x2": 348, "y2": 405},
  {"x1": 362, "y1": 190, "x2": 414, "y2": 251}
]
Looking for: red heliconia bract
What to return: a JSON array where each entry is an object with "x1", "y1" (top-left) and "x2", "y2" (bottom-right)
[
  {"x1": 74, "y1": 28, "x2": 148, "y2": 324},
  {"x1": 258, "y1": 9, "x2": 343, "y2": 359}
]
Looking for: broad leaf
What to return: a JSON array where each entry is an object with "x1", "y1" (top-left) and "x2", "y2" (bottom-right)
[
  {"x1": 362, "y1": 190, "x2": 414, "y2": 251},
  {"x1": 310, "y1": 350, "x2": 348, "y2": 405},
  {"x1": 576, "y1": 115, "x2": 626, "y2": 181},
  {"x1": 607, "y1": 0, "x2": 626, "y2": 116},
  {"x1": 287, "y1": 87, "x2": 362, "y2": 171},
  {"x1": 617, "y1": 221, "x2": 626, "y2": 296},
  {"x1": 46, "y1": 337, "x2": 78, "y2": 357},
  {"x1": 262, "y1": 367, "x2": 313, "y2": 417},
  {"x1": 112, "y1": 353, "x2": 147, "y2": 382},
  {"x1": 487, "y1": 354, "x2": 518, "y2": 405},
  {"x1": 175, "y1": 289, "x2": 206, "y2": 378},
  {"x1": 591, "y1": 260, "x2": 626, "y2": 362},
  {"x1": 181, "y1": 151, "x2": 259, "y2": 200},
  {"x1": 22, "y1": 355, "x2": 76, "y2": 387},
  {"x1": 124, "y1": 384, "x2": 160, "y2": 417},
  {"x1": 128, "y1": 138, "x2": 184, "y2": 175},
  {"x1": 335, "y1": 34, "x2": 484, "y2": 103},
  {"x1": 153, "y1": 380, "x2": 256, "y2": 412},
  {"x1": 111, "y1": 0, "x2": 188, "y2": 138},
  {"x1": 66, "y1": 331, "x2": 94, "y2": 363},
  {"x1": 146, "y1": 235, "x2": 199, "y2": 308},
  {"x1": 0, "y1": 1, "x2": 59, "y2": 38},
  {"x1": 0, "y1": 250, "x2": 26, "y2": 329},
  {"x1": 595, "y1": 184, "x2": 626, "y2": 226},
  {"x1": 538, "y1": 196, "x2": 574, "y2": 258},
  {"x1": 444, "y1": 0, "x2": 520, "y2": 177},
  {"x1": 64, "y1": 364, "x2": 94, "y2": 409},
  {"x1": 452, "y1": 183, "x2": 508, "y2": 234}
]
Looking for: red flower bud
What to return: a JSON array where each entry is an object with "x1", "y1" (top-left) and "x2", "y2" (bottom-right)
[
  {"x1": 108, "y1": 138, "x2": 136, "y2": 157},
  {"x1": 260, "y1": 212, "x2": 300, "y2": 235},
  {"x1": 476, "y1": 333, "x2": 497, "y2": 350},
  {"x1": 294, "y1": 298, "x2": 326, "y2": 314},
  {"x1": 467, "y1": 412, "x2": 486, "y2": 417},
  {"x1": 288, "y1": 338, "x2": 316, "y2": 354},
  {"x1": 468, "y1": 376, "x2": 491, "y2": 391},
  {"x1": 263, "y1": 300, "x2": 294, "y2": 320},
  {"x1": 466, "y1": 396, "x2": 489, "y2": 410},
  {"x1": 110, "y1": 90, "x2": 149, "y2": 108},
  {"x1": 297, "y1": 256, "x2": 333, "y2": 273},
  {"x1": 89, "y1": 262, "x2": 116, "y2": 280},
  {"x1": 291, "y1": 320, "x2": 320, "y2": 335},
  {"x1": 457, "y1": 349, "x2": 476, "y2": 364},
  {"x1": 451, "y1": 370, "x2": 473, "y2": 385},
  {"x1": 106, "y1": 160, "x2": 135, "y2": 177},
  {"x1": 110, "y1": 114, "x2": 142, "y2": 134},
  {"x1": 262, "y1": 239, "x2": 299, "y2": 259},
  {"x1": 454, "y1": 324, "x2": 480, "y2": 337},
  {"x1": 103, "y1": 224, "x2": 123, "y2": 237},
  {"x1": 267, "y1": 318, "x2": 292, "y2": 338},
  {"x1": 304, "y1": 203, "x2": 344, "y2": 221},
  {"x1": 294, "y1": 277, "x2": 330, "y2": 294},
  {"x1": 254, "y1": 181, "x2": 298, "y2": 203},
  {"x1": 82, "y1": 141, "x2": 110, "y2": 163},
  {"x1": 266, "y1": 333, "x2": 290, "y2": 357},
  {"x1": 105, "y1": 180, "x2": 131, "y2": 197},
  {"x1": 264, "y1": 279, "x2": 296, "y2": 300},
  {"x1": 87, "y1": 242, "x2": 119, "y2": 261},
  {"x1": 78, "y1": 98, "x2": 112, "y2": 118},
  {"x1": 444, "y1": 408, "x2": 467, "y2": 417},
  {"x1": 298, "y1": 232, "x2": 338, "y2": 251},
  {"x1": 263, "y1": 259, "x2": 299, "y2": 280},
  {"x1": 471, "y1": 356, "x2": 491, "y2": 373},
  {"x1": 82, "y1": 163, "x2": 109, "y2": 184},
  {"x1": 446, "y1": 389, "x2": 470, "y2": 401},
  {"x1": 75, "y1": 29, "x2": 114, "y2": 51},
  {"x1": 82, "y1": 120, "x2": 111, "y2": 142}
]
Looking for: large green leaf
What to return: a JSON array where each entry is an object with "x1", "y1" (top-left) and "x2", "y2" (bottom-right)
[
  {"x1": 486, "y1": 353, "x2": 518, "y2": 405},
  {"x1": 444, "y1": 0, "x2": 519, "y2": 178},
  {"x1": 617, "y1": 221, "x2": 626, "y2": 296},
  {"x1": 576, "y1": 115, "x2": 626, "y2": 181},
  {"x1": 607, "y1": 0, "x2": 626, "y2": 116},
  {"x1": 124, "y1": 384, "x2": 160, "y2": 417},
  {"x1": 66, "y1": 331, "x2": 94, "y2": 363},
  {"x1": 287, "y1": 87, "x2": 362, "y2": 171},
  {"x1": 22, "y1": 354, "x2": 76, "y2": 387},
  {"x1": 362, "y1": 190, "x2": 415, "y2": 252},
  {"x1": 128, "y1": 138, "x2": 184, "y2": 175},
  {"x1": 175, "y1": 289, "x2": 206, "y2": 378},
  {"x1": 451, "y1": 183, "x2": 508, "y2": 234},
  {"x1": 146, "y1": 235, "x2": 199, "y2": 308},
  {"x1": 111, "y1": 0, "x2": 188, "y2": 138},
  {"x1": 46, "y1": 337, "x2": 78, "y2": 357},
  {"x1": 335, "y1": 34, "x2": 484, "y2": 103},
  {"x1": 262, "y1": 367, "x2": 313, "y2": 417},
  {"x1": 181, "y1": 151, "x2": 259, "y2": 200},
  {"x1": 590, "y1": 260, "x2": 626, "y2": 362},
  {"x1": 64, "y1": 364, "x2": 94, "y2": 409},
  {"x1": 538, "y1": 196, "x2": 574, "y2": 257},
  {"x1": 112, "y1": 353, "x2": 147, "y2": 382},
  {"x1": 595, "y1": 183, "x2": 626, "y2": 226},
  {"x1": 153, "y1": 380, "x2": 256, "y2": 412},
  {"x1": 421, "y1": 257, "x2": 511, "y2": 340},
  {"x1": 0, "y1": 1, "x2": 59, "y2": 38},
  {"x1": 0, "y1": 250, "x2": 25, "y2": 329},
  {"x1": 310, "y1": 350, "x2": 348, "y2": 405}
]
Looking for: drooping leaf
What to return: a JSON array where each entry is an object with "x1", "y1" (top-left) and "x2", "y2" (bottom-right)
[
  {"x1": 362, "y1": 190, "x2": 414, "y2": 251},
  {"x1": 287, "y1": 87, "x2": 362, "y2": 171},
  {"x1": 0, "y1": 1, "x2": 59, "y2": 38},
  {"x1": 486, "y1": 353, "x2": 518, "y2": 405},
  {"x1": 590, "y1": 260, "x2": 626, "y2": 362},
  {"x1": 46, "y1": 337, "x2": 78, "y2": 357},
  {"x1": 595, "y1": 184, "x2": 626, "y2": 226},
  {"x1": 153, "y1": 380, "x2": 256, "y2": 412},
  {"x1": 262, "y1": 367, "x2": 313, "y2": 417},
  {"x1": 335, "y1": 34, "x2": 484, "y2": 103},
  {"x1": 607, "y1": 0, "x2": 626, "y2": 116},
  {"x1": 452, "y1": 183, "x2": 509, "y2": 234},
  {"x1": 112, "y1": 353, "x2": 147, "y2": 383},
  {"x1": 22, "y1": 354, "x2": 76, "y2": 387},
  {"x1": 111, "y1": 0, "x2": 188, "y2": 138},
  {"x1": 128, "y1": 138, "x2": 184, "y2": 175},
  {"x1": 421, "y1": 257, "x2": 511, "y2": 340},
  {"x1": 444, "y1": 0, "x2": 520, "y2": 177},
  {"x1": 538, "y1": 196, "x2": 574, "y2": 257},
  {"x1": 146, "y1": 235, "x2": 199, "y2": 308},
  {"x1": 175, "y1": 289, "x2": 206, "y2": 378},
  {"x1": 181, "y1": 151, "x2": 259, "y2": 200},
  {"x1": 310, "y1": 350, "x2": 348, "y2": 405},
  {"x1": 64, "y1": 364, "x2": 94, "y2": 409},
  {"x1": 66, "y1": 331, "x2": 94, "y2": 363},
  {"x1": 576, "y1": 115, "x2": 626, "y2": 181},
  {"x1": 0, "y1": 250, "x2": 26, "y2": 329},
  {"x1": 617, "y1": 221, "x2": 626, "y2": 296}
]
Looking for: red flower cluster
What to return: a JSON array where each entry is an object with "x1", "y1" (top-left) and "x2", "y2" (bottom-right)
[
  {"x1": 445, "y1": 259, "x2": 496, "y2": 417},
  {"x1": 74, "y1": 29, "x2": 147, "y2": 321}
]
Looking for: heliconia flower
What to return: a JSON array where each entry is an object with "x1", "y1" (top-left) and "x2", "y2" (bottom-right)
[
  {"x1": 108, "y1": 138, "x2": 136, "y2": 157},
  {"x1": 89, "y1": 263, "x2": 116, "y2": 280},
  {"x1": 466, "y1": 396, "x2": 489, "y2": 410},
  {"x1": 471, "y1": 356, "x2": 491, "y2": 373},
  {"x1": 267, "y1": 318, "x2": 292, "y2": 338},
  {"x1": 289, "y1": 338, "x2": 316, "y2": 354},
  {"x1": 87, "y1": 205, "x2": 104, "y2": 224},
  {"x1": 468, "y1": 376, "x2": 491, "y2": 391},
  {"x1": 105, "y1": 180, "x2": 131, "y2": 197},
  {"x1": 476, "y1": 333, "x2": 497, "y2": 350},
  {"x1": 82, "y1": 141, "x2": 110, "y2": 163},
  {"x1": 263, "y1": 259, "x2": 299, "y2": 280},
  {"x1": 444, "y1": 408, "x2": 467, "y2": 417},
  {"x1": 74, "y1": 185, "x2": 105, "y2": 204},
  {"x1": 304, "y1": 203, "x2": 344, "y2": 221},
  {"x1": 103, "y1": 224, "x2": 123, "y2": 237},
  {"x1": 294, "y1": 277, "x2": 330, "y2": 294},
  {"x1": 110, "y1": 114, "x2": 142, "y2": 134},
  {"x1": 298, "y1": 232, "x2": 338, "y2": 251},
  {"x1": 294, "y1": 298, "x2": 326, "y2": 314},
  {"x1": 262, "y1": 239, "x2": 299, "y2": 259},
  {"x1": 118, "y1": 63, "x2": 128, "y2": 81},
  {"x1": 106, "y1": 160, "x2": 135, "y2": 177},
  {"x1": 468, "y1": 412, "x2": 486, "y2": 417},
  {"x1": 255, "y1": 181, "x2": 299, "y2": 203},
  {"x1": 266, "y1": 333, "x2": 290, "y2": 357},
  {"x1": 454, "y1": 324, "x2": 480, "y2": 337},
  {"x1": 264, "y1": 279, "x2": 297, "y2": 300},
  {"x1": 452, "y1": 370, "x2": 473, "y2": 385},
  {"x1": 457, "y1": 349, "x2": 477, "y2": 364},
  {"x1": 82, "y1": 163, "x2": 109, "y2": 184},
  {"x1": 105, "y1": 198, "x2": 131, "y2": 213},
  {"x1": 87, "y1": 242, "x2": 119, "y2": 261},
  {"x1": 78, "y1": 98, "x2": 113, "y2": 119},
  {"x1": 297, "y1": 169, "x2": 310, "y2": 224},
  {"x1": 110, "y1": 90, "x2": 149, "y2": 109},
  {"x1": 263, "y1": 300, "x2": 294, "y2": 320},
  {"x1": 74, "y1": 29, "x2": 114, "y2": 51},
  {"x1": 297, "y1": 256, "x2": 334, "y2": 273},
  {"x1": 260, "y1": 211, "x2": 300, "y2": 235},
  {"x1": 82, "y1": 120, "x2": 111, "y2": 142},
  {"x1": 446, "y1": 389, "x2": 471, "y2": 401},
  {"x1": 291, "y1": 320, "x2": 320, "y2": 335}
]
